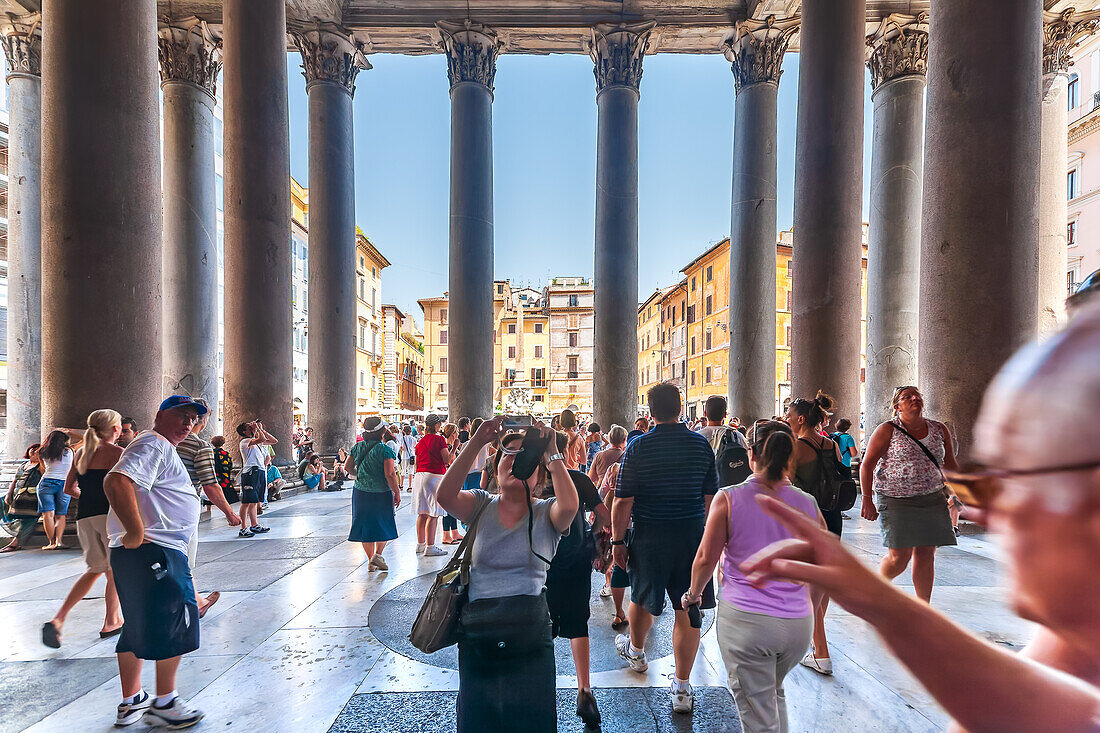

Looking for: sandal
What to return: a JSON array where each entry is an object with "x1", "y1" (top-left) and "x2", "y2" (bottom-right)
[
  {"x1": 198, "y1": 591, "x2": 221, "y2": 619},
  {"x1": 611, "y1": 614, "x2": 628, "y2": 631},
  {"x1": 41, "y1": 621, "x2": 62, "y2": 648},
  {"x1": 0, "y1": 543, "x2": 21, "y2": 553}
]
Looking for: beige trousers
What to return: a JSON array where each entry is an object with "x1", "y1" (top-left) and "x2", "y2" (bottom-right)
[{"x1": 716, "y1": 601, "x2": 813, "y2": 733}]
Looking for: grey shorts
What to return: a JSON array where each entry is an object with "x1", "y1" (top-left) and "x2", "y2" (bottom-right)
[{"x1": 76, "y1": 515, "x2": 110, "y2": 573}]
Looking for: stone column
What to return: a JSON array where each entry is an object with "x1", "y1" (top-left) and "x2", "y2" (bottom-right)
[
  {"x1": 291, "y1": 23, "x2": 369, "y2": 454},
  {"x1": 864, "y1": 14, "x2": 928, "y2": 433},
  {"x1": 439, "y1": 22, "x2": 500, "y2": 421},
  {"x1": 723, "y1": 16, "x2": 797, "y2": 424},
  {"x1": 41, "y1": 0, "x2": 162, "y2": 430},
  {"x1": 158, "y1": 17, "x2": 222, "y2": 436},
  {"x1": 222, "y1": 0, "x2": 293, "y2": 462},
  {"x1": 791, "y1": 0, "x2": 865, "y2": 424},
  {"x1": 1040, "y1": 10, "x2": 1100, "y2": 335},
  {"x1": 920, "y1": 0, "x2": 1041, "y2": 452},
  {"x1": 590, "y1": 23, "x2": 651, "y2": 429},
  {"x1": 1, "y1": 16, "x2": 41, "y2": 456}
]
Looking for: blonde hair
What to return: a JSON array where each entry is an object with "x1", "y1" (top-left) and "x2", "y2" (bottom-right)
[
  {"x1": 441, "y1": 422, "x2": 458, "y2": 439},
  {"x1": 78, "y1": 409, "x2": 121, "y2": 474}
]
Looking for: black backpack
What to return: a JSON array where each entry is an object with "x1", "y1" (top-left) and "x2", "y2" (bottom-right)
[
  {"x1": 712, "y1": 427, "x2": 752, "y2": 487},
  {"x1": 798, "y1": 437, "x2": 857, "y2": 512}
]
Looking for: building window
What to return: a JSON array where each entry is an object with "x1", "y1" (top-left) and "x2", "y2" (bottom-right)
[
  {"x1": 534, "y1": 322, "x2": 543, "y2": 333},
  {"x1": 1068, "y1": 220, "x2": 1078, "y2": 246},
  {"x1": 786, "y1": 326, "x2": 792, "y2": 347},
  {"x1": 531, "y1": 368, "x2": 545, "y2": 387},
  {"x1": 372, "y1": 266, "x2": 377, "y2": 278},
  {"x1": 371, "y1": 287, "x2": 377, "y2": 310},
  {"x1": 358, "y1": 277, "x2": 365, "y2": 301},
  {"x1": 1069, "y1": 168, "x2": 1080, "y2": 200},
  {"x1": 440, "y1": 308, "x2": 448, "y2": 321},
  {"x1": 358, "y1": 254, "x2": 365, "y2": 270},
  {"x1": 534, "y1": 345, "x2": 543, "y2": 358},
  {"x1": 705, "y1": 295, "x2": 713, "y2": 316},
  {"x1": 371, "y1": 329, "x2": 377, "y2": 355},
  {"x1": 508, "y1": 346, "x2": 516, "y2": 359},
  {"x1": 690, "y1": 370, "x2": 696, "y2": 387},
  {"x1": 569, "y1": 314, "x2": 579, "y2": 328},
  {"x1": 706, "y1": 265, "x2": 713, "y2": 283},
  {"x1": 534, "y1": 394, "x2": 544, "y2": 402},
  {"x1": 690, "y1": 336, "x2": 696, "y2": 355},
  {"x1": 359, "y1": 370, "x2": 365, "y2": 387},
  {"x1": 508, "y1": 324, "x2": 516, "y2": 334},
  {"x1": 358, "y1": 322, "x2": 366, "y2": 350},
  {"x1": 687, "y1": 305, "x2": 696, "y2": 324},
  {"x1": 568, "y1": 356, "x2": 578, "y2": 378},
  {"x1": 786, "y1": 290, "x2": 792, "y2": 311},
  {"x1": 497, "y1": 283, "x2": 504, "y2": 294},
  {"x1": 568, "y1": 294, "x2": 579, "y2": 307},
  {"x1": 440, "y1": 357, "x2": 448, "y2": 373},
  {"x1": 568, "y1": 331, "x2": 579, "y2": 348},
  {"x1": 440, "y1": 330, "x2": 448, "y2": 344},
  {"x1": 504, "y1": 369, "x2": 516, "y2": 386},
  {"x1": 705, "y1": 366, "x2": 712, "y2": 384},
  {"x1": 691, "y1": 277, "x2": 696, "y2": 291},
  {"x1": 785, "y1": 363, "x2": 791, "y2": 382},
  {"x1": 1069, "y1": 73, "x2": 1080, "y2": 110},
  {"x1": 705, "y1": 331, "x2": 712, "y2": 350}
]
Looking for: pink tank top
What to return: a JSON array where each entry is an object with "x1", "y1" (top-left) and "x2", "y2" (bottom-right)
[{"x1": 720, "y1": 477, "x2": 818, "y2": 618}]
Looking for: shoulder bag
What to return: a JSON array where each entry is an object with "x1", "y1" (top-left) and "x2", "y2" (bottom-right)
[
  {"x1": 409, "y1": 493, "x2": 493, "y2": 653},
  {"x1": 890, "y1": 420, "x2": 941, "y2": 470}
]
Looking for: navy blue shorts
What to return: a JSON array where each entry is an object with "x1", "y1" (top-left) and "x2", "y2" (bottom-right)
[
  {"x1": 610, "y1": 565, "x2": 630, "y2": 589},
  {"x1": 628, "y1": 519, "x2": 715, "y2": 617},
  {"x1": 240, "y1": 466, "x2": 266, "y2": 505},
  {"x1": 110, "y1": 543, "x2": 199, "y2": 660}
]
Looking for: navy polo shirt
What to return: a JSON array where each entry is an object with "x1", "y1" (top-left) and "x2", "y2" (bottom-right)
[{"x1": 615, "y1": 422, "x2": 718, "y2": 522}]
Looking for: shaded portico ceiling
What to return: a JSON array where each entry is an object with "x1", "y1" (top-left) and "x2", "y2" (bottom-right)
[{"x1": 2, "y1": 0, "x2": 1097, "y2": 54}]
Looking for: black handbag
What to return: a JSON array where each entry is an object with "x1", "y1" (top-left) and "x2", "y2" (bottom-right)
[{"x1": 409, "y1": 494, "x2": 492, "y2": 653}]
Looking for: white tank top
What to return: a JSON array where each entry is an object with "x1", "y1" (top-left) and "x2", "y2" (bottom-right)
[{"x1": 42, "y1": 448, "x2": 73, "y2": 480}]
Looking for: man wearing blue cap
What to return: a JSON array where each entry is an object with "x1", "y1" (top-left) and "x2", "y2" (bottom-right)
[{"x1": 102, "y1": 395, "x2": 208, "y2": 729}]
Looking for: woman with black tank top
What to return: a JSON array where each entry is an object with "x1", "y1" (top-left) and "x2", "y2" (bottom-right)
[
  {"x1": 785, "y1": 392, "x2": 847, "y2": 678},
  {"x1": 41, "y1": 409, "x2": 125, "y2": 649}
]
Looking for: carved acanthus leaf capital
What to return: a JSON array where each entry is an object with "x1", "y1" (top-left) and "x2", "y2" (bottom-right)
[
  {"x1": 722, "y1": 15, "x2": 799, "y2": 93},
  {"x1": 437, "y1": 21, "x2": 502, "y2": 92},
  {"x1": 0, "y1": 13, "x2": 41, "y2": 79},
  {"x1": 588, "y1": 22, "x2": 655, "y2": 94},
  {"x1": 290, "y1": 21, "x2": 370, "y2": 95},
  {"x1": 158, "y1": 16, "x2": 222, "y2": 96},
  {"x1": 1044, "y1": 8, "x2": 1100, "y2": 76},
  {"x1": 866, "y1": 12, "x2": 929, "y2": 91}
]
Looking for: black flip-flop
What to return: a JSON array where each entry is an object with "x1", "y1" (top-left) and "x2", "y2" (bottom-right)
[
  {"x1": 99, "y1": 626, "x2": 123, "y2": 639},
  {"x1": 41, "y1": 621, "x2": 61, "y2": 648}
]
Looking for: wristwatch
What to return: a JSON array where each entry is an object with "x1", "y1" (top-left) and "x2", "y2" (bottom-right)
[
  {"x1": 611, "y1": 539, "x2": 626, "y2": 546},
  {"x1": 547, "y1": 453, "x2": 565, "y2": 464}
]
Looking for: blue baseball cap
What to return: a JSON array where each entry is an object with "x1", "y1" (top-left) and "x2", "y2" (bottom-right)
[{"x1": 159, "y1": 395, "x2": 209, "y2": 415}]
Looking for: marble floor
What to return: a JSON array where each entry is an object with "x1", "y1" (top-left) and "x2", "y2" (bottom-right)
[{"x1": 0, "y1": 488, "x2": 1034, "y2": 733}]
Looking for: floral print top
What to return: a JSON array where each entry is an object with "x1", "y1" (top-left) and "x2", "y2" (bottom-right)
[
  {"x1": 213, "y1": 447, "x2": 234, "y2": 492},
  {"x1": 872, "y1": 418, "x2": 947, "y2": 498}
]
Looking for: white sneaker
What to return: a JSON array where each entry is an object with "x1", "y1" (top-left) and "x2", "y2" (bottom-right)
[
  {"x1": 141, "y1": 696, "x2": 204, "y2": 729},
  {"x1": 800, "y1": 651, "x2": 834, "y2": 675},
  {"x1": 670, "y1": 679, "x2": 694, "y2": 714},
  {"x1": 615, "y1": 633, "x2": 648, "y2": 672},
  {"x1": 368, "y1": 555, "x2": 388, "y2": 571},
  {"x1": 599, "y1": 584, "x2": 612, "y2": 598},
  {"x1": 114, "y1": 690, "x2": 151, "y2": 727},
  {"x1": 423, "y1": 545, "x2": 448, "y2": 557},
  {"x1": 415, "y1": 543, "x2": 426, "y2": 554}
]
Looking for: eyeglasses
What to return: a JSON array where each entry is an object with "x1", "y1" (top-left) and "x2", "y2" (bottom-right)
[{"x1": 943, "y1": 459, "x2": 1100, "y2": 509}]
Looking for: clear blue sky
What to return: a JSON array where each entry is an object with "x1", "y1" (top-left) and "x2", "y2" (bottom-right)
[{"x1": 286, "y1": 52, "x2": 874, "y2": 321}]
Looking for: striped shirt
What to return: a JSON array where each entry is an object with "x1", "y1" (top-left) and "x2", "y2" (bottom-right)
[
  {"x1": 616, "y1": 422, "x2": 718, "y2": 522},
  {"x1": 176, "y1": 433, "x2": 218, "y2": 490}
]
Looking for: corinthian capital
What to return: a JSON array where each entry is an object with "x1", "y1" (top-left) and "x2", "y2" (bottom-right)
[
  {"x1": 866, "y1": 12, "x2": 929, "y2": 92},
  {"x1": 158, "y1": 16, "x2": 222, "y2": 97},
  {"x1": 0, "y1": 13, "x2": 41, "y2": 79},
  {"x1": 722, "y1": 15, "x2": 799, "y2": 93},
  {"x1": 1044, "y1": 8, "x2": 1100, "y2": 76},
  {"x1": 588, "y1": 22, "x2": 655, "y2": 94},
  {"x1": 438, "y1": 21, "x2": 502, "y2": 92},
  {"x1": 290, "y1": 21, "x2": 370, "y2": 95}
]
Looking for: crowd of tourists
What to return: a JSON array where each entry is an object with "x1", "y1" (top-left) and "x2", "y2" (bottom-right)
[{"x1": 4, "y1": 301, "x2": 1100, "y2": 731}]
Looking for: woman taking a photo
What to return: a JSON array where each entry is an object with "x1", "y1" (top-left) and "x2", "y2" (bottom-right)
[
  {"x1": 859, "y1": 385, "x2": 958, "y2": 602},
  {"x1": 344, "y1": 417, "x2": 401, "y2": 571},
  {"x1": 683, "y1": 420, "x2": 821, "y2": 733},
  {"x1": 436, "y1": 417, "x2": 578, "y2": 733}
]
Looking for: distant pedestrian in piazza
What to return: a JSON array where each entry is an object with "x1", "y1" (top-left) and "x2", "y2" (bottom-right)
[
  {"x1": 41, "y1": 410, "x2": 125, "y2": 649},
  {"x1": 344, "y1": 417, "x2": 401, "y2": 571},
  {"x1": 103, "y1": 395, "x2": 209, "y2": 729},
  {"x1": 559, "y1": 409, "x2": 584, "y2": 470},
  {"x1": 583, "y1": 422, "x2": 604, "y2": 473},
  {"x1": 236, "y1": 420, "x2": 277, "y2": 538},
  {"x1": 440, "y1": 422, "x2": 464, "y2": 545},
  {"x1": 588, "y1": 423, "x2": 625, "y2": 488},
  {"x1": 457, "y1": 416, "x2": 471, "y2": 444},
  {"x1": 612, "y1": 382, "x2": 718, "y2": 715},
  {"x1": 397, "y1": 425, "x2": 418, "y2": 492},
  {"x1": 413, "y1": 414, "x2": 452, "y2": 556}
]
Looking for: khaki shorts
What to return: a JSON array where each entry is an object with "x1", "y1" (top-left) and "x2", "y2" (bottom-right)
[{"x1": 76, "y1": 515, "x2": 110, "y2": 574}]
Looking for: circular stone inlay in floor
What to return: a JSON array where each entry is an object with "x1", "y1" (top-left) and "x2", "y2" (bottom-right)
[{"x1": 368, "y1": 571, "x2": 716, "y2": 672}]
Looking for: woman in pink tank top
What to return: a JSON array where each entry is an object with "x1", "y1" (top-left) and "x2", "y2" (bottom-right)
[{"x1": 682, "y1": 420, "x2": 825, "y2": 733}]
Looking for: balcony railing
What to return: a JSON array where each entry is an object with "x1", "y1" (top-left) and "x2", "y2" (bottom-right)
[{"x1": 567, "y1": 371, "x2": 578, "y2": 379}]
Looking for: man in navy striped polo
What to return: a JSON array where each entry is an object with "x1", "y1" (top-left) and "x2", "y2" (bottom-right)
[{"x1": 610, "y1": 381, "x2": 718, "y2": 716}]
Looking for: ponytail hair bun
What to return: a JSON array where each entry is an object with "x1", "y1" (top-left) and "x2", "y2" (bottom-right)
[{"x1": 751, "y1": 420, "x2": 795, "y2": 482}]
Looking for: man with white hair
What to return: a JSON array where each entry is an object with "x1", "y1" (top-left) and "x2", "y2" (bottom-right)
[{"x1": 740, "y1": 303, "x2": 1100, "y2": 732}]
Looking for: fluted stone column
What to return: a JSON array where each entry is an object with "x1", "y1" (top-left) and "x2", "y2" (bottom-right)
[
  {"x1": 1, "y1": 16, "x2": 41, "y2": 456},
  {"x1": 791, "y1": 0, "x2": 865, "y2": 424},
  {"x1": 41, "y1": 0, "x2": 162, "y2": 430},
  {"x1": 919, "y1": 0, "x2": 1041, "y2": 452},
  {"x1": 439, "y1": 22, "x2": 500, "y2": 420},
  {"x1": 590, "y1": 23, "x2": 651, "y2": 429},
  {"x1": 1040, "y1": 10, "x2": 1100, "y2": 335},
  {"x1": 222, "y1": 0, "x2": 293, "y2": 462},
  {"x1": 724, "y1": 17, "x2": 797, "y2": 424},
  {"x1": 291, "y1": 24, "x2": 369, "y2": 454},
  {"x1": 865, "y1": 15, "x2": 928, "y2": 433},
  {"x1": 159, "y1": 17, "x2": 221, "y2": 436}
]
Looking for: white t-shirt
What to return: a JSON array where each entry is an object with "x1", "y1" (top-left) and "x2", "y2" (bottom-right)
[
  {"x1": 42, "y1": 448, "x2": 73, "y2": 480},
  {"x1": 385, "y1": 438, "x2": 400, "y2": 458},
  {"x1": 697, "y1": 425, "x2": 749, "y2": 451},
  {"x1": 107, "y1": 431, "x2": 200, "y2": 556},
  {"x1": 240, "y1": 438, "x2": 267, "y2": 470},
  {"x1": 398, "y1": 434, "x2": 417, "y2": 461}
]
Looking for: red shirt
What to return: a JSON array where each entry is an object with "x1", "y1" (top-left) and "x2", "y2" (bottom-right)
[{"x1": 414, "y1": 433, "x2": 448, "y2": 474}]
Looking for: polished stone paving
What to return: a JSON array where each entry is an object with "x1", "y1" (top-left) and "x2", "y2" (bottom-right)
[{"x1": 0, "y1": 489, "x2": 1034, "y2": 732}]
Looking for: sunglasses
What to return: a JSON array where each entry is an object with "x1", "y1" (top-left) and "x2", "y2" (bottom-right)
[{"x1": 943, "y1": 459, "x2": 1100, "y2": 509}]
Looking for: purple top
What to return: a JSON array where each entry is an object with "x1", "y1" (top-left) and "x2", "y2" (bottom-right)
[{"x1": 720, "y1": 477, "x2": 819, "y2": 618}]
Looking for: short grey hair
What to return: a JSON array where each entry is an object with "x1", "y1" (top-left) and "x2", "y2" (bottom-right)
[{"x1": 608, "y1": 424, "x2": 627, "y2": 445}]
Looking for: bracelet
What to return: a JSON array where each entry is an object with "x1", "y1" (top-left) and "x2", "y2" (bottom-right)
[{"x1": 611, "y1": 539, "x2": 626, "y2": 546}]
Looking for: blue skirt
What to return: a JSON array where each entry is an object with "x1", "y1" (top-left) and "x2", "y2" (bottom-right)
[{"x1": 349, "y1": 488, "x2": 398, "y2": 543}]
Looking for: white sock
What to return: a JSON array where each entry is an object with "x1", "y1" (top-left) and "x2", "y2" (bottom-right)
[
  {"x1": 673, "y1": 676, "x2": 690, "y2": 691},
  {"x1": 630, "y1": 643, "x2": 644, "y2": 656},
  {"x1": 122, "y1": 690, "x2": 144, "y2": 705},
  {"x1": 154, "y1": 691, "x2": 177, "y2": 707}
]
